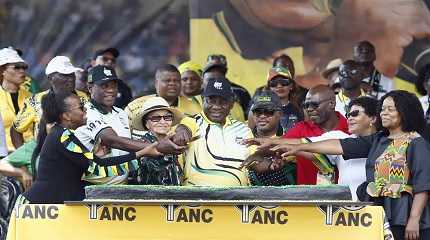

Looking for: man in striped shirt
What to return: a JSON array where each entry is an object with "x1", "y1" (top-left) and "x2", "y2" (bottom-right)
[{"x1": 173, "y1": 77, "x2": 254, "y2": 186}]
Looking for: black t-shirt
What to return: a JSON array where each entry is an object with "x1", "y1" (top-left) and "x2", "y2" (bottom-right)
[
  {"x1": 10, "y1": 92, "x2": 19, "y2": 114},
  {"x1": 114, "y1": 79, "x2": 133, "y2": 109},
  {"x1": 23, "y1": 125, "x2": 135, "y2": 203},
  {"x1": 280, "y1": 103, "x2": 304, "y2": 134}
]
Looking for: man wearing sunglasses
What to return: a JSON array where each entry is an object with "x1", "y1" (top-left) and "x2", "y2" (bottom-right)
[
  {"x1": 246, "y1": 90, "x2": 296, "y2": 186},
  {"x1": 335, "y1": 60, "x2": 368, "y2": 116},
  {"x1": 91, "y1": 47, "x2": 132, "y2": 109},
  {"x1": 283, "y1": 85, "x2": 348, "y2": 185},
  {"x1": 172, "y1": 77, "x2": 254, "y2": 186}
]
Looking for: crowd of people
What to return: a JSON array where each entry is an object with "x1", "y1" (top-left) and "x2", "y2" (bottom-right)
[{"x1": 0, "y1": 39, "x2": 430, "y2": 240}]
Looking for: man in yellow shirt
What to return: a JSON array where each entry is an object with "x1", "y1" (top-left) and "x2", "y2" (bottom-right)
[
  {"x1": 173, "y1": 77, "x2": 254, "y2": 186},
  {"x1": 126, "y1": 64, "x2": 202, "y2": 136},
  {"x1": 11, "y1": 56, "x2": 88, "y2": 148}
]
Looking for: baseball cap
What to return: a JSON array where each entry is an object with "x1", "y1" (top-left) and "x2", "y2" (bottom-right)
[
  {"x1": 250, "y1": 90, "x2": 282, "y2": 112},
  {"x1": 267, "y1": 66, "x2": 293, "y2": 81},
  {"x1": 202, "y1": 77, "x2": 234, "y2": 100},
  {"x1": 322, "y1": 58, "x2": 342, "y2": 79},
  {"x1": 203, "y1": 55, "x2": 228, "y2": 75},
  {"x1": 88, "y1": 65, "x2": 119, "y2": 85},
  {"x1": 0, "y1": 47, "x2": 26, "y2": 66},
  {"x1": 93, "y1": 47, "x2": 120, "y2": 60},
  {"x1": 45, "y1": 56, "x2": 82, "y2": 75}
]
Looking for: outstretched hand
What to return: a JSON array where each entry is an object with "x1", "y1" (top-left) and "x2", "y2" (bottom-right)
[
  {"x1": 271, "y1": 144, "x2": 301, "y2": 158},
  {"x1": 136, "y1": 142, "x2": 162, "y2": 158},
  {"x1": 240, "y1": 153, "x2": 286, "y2": 173},
  {"x1": 241, "y1": 138, "x2": 280, "y2": 153}
]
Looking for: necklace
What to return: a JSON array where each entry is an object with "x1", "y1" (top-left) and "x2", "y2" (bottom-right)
[{"x1": 388, "y1": 132, "x2": 409, "y2": 140}]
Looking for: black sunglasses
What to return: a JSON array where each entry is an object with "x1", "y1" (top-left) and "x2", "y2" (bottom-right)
[
  {"x1": 269, "y1": 78, "x2": 292, "y2": 88},
  {"x1": 147, "y1": 115, "x2": 174, "y2": 122},
  {"x1": 346, "y1": 110, "x2": 361, "y2": 118},
  {"x1": 303, "y1": 99, "x2": 331, "y2": 109},
  {"x1": 253, "y1": 109, "x2": 276, "y2": 117},
  {"x1": 339, "y1": 69, "x2": 358, "y2": 78},
  {"x1": 9, "y1": 64, "x2": 28, "y2": 70}
]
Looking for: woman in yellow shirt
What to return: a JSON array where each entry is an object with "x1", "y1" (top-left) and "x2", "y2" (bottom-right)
[{"x1": 0, "y1": 47, "x2": 32, "y2": 152}]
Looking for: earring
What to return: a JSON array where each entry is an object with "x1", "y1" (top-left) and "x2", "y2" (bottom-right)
[{"x1": 369, "y1": 123, "x2": 373, "y2": 127}]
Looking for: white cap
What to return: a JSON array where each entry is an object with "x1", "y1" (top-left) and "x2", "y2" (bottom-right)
[
  {"x1": 45, "y1": 56, "x2": 82, "y2": 75},
  {"x1": 0, "y1": 47, "x2": 26, "y2": 66}
]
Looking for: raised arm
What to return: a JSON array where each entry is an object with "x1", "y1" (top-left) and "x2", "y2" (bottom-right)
[
  {"x1": 98, "y1": 128, "x2": 149, "y2": 152},
  {"x1": 273, "y1": 139, "x2": 344, "y2": 157}
]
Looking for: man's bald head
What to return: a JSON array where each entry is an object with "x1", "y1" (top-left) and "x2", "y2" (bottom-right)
[
  {"x1": 305, "y1": 85, "x2": 336, "y2": 125},
  {"x1": 307, "y1": 85, "x2": 335, "y2": 101}
]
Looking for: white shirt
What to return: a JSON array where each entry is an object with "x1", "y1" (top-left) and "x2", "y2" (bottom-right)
[
  {"x1": 0, "y1": 113, "x2": 7, "y2": 157},
  {"x1": 75, "y1": 102, "x2": 134, "y2": 184},
  {"x1": 419, "y1": 95, "x2": 429, "y2": 115},
  {"x1": 379, "y1": 74, "x2": 394, "y2": 96},
  {"x1": 310, "y1": 131, "x2": 366, "y2": 201}
]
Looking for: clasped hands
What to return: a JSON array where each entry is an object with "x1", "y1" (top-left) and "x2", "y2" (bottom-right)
[
  {"x1": 239, "y1": 138, "x2": 302, "y2": 172},
  {"x1": 152, "y1": 124, "x2": 199, "y2": 156}
]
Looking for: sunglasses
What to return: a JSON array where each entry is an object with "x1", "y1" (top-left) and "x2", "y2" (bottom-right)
[
  {"x1": 346, "y1": 110, "x2": 362, "y2": 118},
  {"x1": 269, "y1": 78, "x2": 292, "y2": 88},
  {"x1": 147, "y1": 115, "x2": 174, "y2": 122},
  {"x1": 9, "y1": 64, "x2": 28, "y2": 70},
  {"x1": 303, "y1": 99, "x2": 331, "y2": 109},
  {"x1": 253, "y1": 109, "x2": 276, "y2": 117},
  {"x1": 339, "y1": 69, "x2": 358, "y2": 78}
]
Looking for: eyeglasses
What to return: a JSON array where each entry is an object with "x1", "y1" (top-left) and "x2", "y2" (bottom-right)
[
  {"x1": 346, "y1": 110, "x2": 362, "y2": 118},
  {"x1": 147, "y1": 115, "x2": 174, "y2": 122},
  {"x1": 303, "y1": 99, "x2": 331, "y2": 109},
  {"x1": 253, "y1": 109, "x2": 276, "y2": 117},
  {"x1": 9, "y1": 64, "x2": 28, "y2": 70},
  {"x1": 268, "y1": 78, "x2": 292, "y2": 88}
]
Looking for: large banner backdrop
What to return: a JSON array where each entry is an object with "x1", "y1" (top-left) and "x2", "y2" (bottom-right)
[{"x1": 190, "y1": 0, "x2": 430, "y2": 94}]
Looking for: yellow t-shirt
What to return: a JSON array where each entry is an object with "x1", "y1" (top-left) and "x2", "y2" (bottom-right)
[
  {"x1": 13, "y1": 90, "x2": 89, "y2": 139},
  {"x1": 179, "y1": 112, "x2": 254, "y2": 186},
  {"x1": 0, "y1": 86, "x2": 32, "y2": 151}
]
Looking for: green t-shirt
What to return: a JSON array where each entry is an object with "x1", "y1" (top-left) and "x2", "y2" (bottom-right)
[{"x1": 2, "y1": 139, "x2": 36, "y2": 174}]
